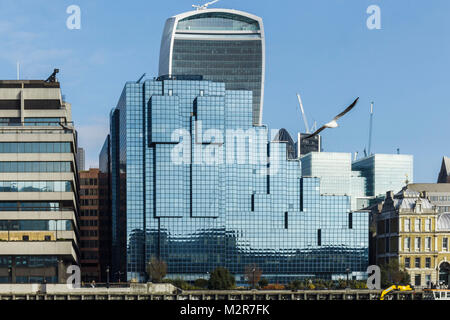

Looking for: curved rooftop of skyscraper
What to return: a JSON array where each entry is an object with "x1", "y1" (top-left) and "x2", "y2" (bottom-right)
[{"x1": 159, "y1": 8, "x2": 265, "y2": 126}]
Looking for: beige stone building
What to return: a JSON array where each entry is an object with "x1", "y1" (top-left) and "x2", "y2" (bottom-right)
[
  {"x1": 371, "y1": 184, "x2": 450, "y2": 288},
  {"x1": 0, "y1": 72, "x2": 80, "y2": 283}
]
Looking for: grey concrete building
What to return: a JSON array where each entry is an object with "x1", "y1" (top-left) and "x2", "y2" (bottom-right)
[{"x1": 0, "y1": 73, "x2": 80, "y2": 283}]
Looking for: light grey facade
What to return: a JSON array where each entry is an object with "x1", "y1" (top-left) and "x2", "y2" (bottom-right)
[
  {"x1": 158, "y1": 8, "x2": 265, "y2": 126},
  {"x1": 0, "y1": 78, "x2": 80, "y2": 283}
]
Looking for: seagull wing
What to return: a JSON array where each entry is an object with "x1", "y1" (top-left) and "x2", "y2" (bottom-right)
[
  {"x1": 302, "y1": 125, "x2": 327, "y2": 140},
  {"x1": 333, "y1": 97, "x2": 359, "y2": 121}
]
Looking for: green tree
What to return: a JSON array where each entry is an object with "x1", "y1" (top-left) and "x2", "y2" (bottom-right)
[
  {"x1": 208, "y1": 267, "x2": 235, "y2": 290},
  {"x1": 380, "y1": 260, "x2": 410, "y2": 287},
  {"x1": 194, "y1": 278, "x2": 209, "y2": 289},
  {"x1": 146, "y1": 257, "x2": 167, "y2": 283}
]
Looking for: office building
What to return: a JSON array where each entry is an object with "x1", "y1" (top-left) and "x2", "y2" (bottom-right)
[
  {"x1": 79, "y1": 168, "x2": 100, "y2": 282},
  {"x1": 352, "y1": 154, "x2": 414, "y2": 198},
  {"x1": 295, "y1": 133, "x2": 321, "y2": 157},
  {"x1": 159, "y1": 8, "x2": 265, "y2": 126},
  {"x1": 98, "y1": 135, "x2": 112, "y2": 282},
  {"x1": 371, "y1": 185, "x2": 450, "y2": 288},
  {"x1": 300, "y1": 152, "x2": 372, "y2": 211},
  {"x1": 76, "y1": 147, "x2": 85, "y2": 171},
  {"x1": 438, "y1": 157, "x2": 450, "y2": 183},
  {"x1": 0, "y1": 75, "x2": 80, "y2": 283},
  {"x1": 104, "y1": 76, "x2": 385, "y2": 283}
]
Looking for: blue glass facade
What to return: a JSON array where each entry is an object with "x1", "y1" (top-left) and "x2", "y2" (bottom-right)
[
  {"x1": 108, "y1": 77, "x2": 373, "y2": 284},
  {"x1": 352, "y1": 154, "x2": 414, "y2": 198}
]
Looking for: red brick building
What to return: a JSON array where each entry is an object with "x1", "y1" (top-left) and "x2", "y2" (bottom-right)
[
  {"x1": 79, "y1": 168, "x2": 112, "y2": 282},
  {"x1": 79, "y1": 169, "x2": 101, "y2": 282}
]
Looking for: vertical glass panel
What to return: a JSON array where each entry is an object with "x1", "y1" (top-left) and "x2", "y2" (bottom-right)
[
  {"x1": 54, "y1": 143, "x2": 61, "y2": 153},
  {"x1": 53, "y1": 162, "x2": 60, "y2": 172},
  {"x1": 24, "y1": 162, "x2": 32, "y2": 172},
  {"x1": 31, "y1": 143, "x2": 39, "y2": 153},
  {"x1": 24, "y1": 143, "x2": 32, "y2": 153},
  {"x1": 10, "y1": 143, "x2": 18, "y2": 153}
]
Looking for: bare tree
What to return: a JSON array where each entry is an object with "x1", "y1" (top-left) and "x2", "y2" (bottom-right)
[
  {"x1": 244, "y1": 264, "x2": 262, "y2": 289},
  {"x1": 147, "y1": 257, "x2": 167, "y2": 283}
]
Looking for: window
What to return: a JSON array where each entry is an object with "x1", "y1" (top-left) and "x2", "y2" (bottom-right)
[
  {"x1": 385, "y1": 238, "x2": 390, "y2": 253},
  {"x1": 385, "y1": 219, "x2": 390, "y2": 233},
  {"x1": 348, "y1": 212, "x2": 352, "y2": 229},
  {"x1": 425, "y1": 218, "x2": 431, "y2": 232},
  {"x1": 404, "y1": 237, "x2": 411, "y2": 251},
  {"x1": 425, "y1": 237, "x2": 431, "y2": 251},
  {"x1": 443, "y1": 238, "x2": 448, "y2": 251},
  {"x1": 405, "y1": 257, "x2": 410, "y2": 268},
  {"x1": 425, "y1": 274, "x2": 431, "y2": 287},
  {"x1": 415, "y1": 274, "x2": 421, "y2": 286},
  {"x1": 404, "y1": 218, "x2": 410, "y2": 232},
  {"x1": 416, "y1": 204, "x2": 422, "y2": 213},
  {"x1": 415, "y1": 219, "x2": 421, "y2": 232},
  {"x1": 284, "y1": 212, "x2": 288, "y2": 229},
  {"x1": 415, "y1": 237, "x2": 421, "y2": 252},
  {"x1": 415, "y1": 257, "x2": 421, "y2": 268},
  {"x1": 425, "y1": 258, "x2": 431, "y2": 268}
]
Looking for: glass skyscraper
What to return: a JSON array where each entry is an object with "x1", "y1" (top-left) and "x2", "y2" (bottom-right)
[
  {"x1": 106, "y1": 76, "x2": 386, "y2": 283},
  {"x1": 352, "y1": 154, "x2": 413, "y2": 198},
  {"x1": 158, "y1": 9, "x2": 265, "y2": 126}
]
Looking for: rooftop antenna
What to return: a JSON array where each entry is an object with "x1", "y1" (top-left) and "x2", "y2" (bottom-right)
[
  {"x1": 368, "y1": 101, "x2": 374, "y2": 156},
  {"x1": 296, "y1": 93, "x2": 310, "y2": 134},
  {"x1": 192, "y1": 0, "x2": 219, "y2": 10},
  {"x1": 311, "y1": 120, "x2": 317, "y2": 132},
  {"x1": 16, "y1": 62, "x2": 20, "y2": 80}
]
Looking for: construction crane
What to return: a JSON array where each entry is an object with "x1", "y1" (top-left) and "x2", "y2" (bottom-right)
[
  {"x1": 380, "y1": 285, "x2": 413, "y2": 300},
  {"x1": 192, "y1": 0, "x2": 219, "y2": 10},
  {"x1": 296, "y1": 93, "x2": 310, "y2": 134}
]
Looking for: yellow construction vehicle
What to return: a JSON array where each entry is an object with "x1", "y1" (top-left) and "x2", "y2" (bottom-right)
[{"x1": 380, "y1": 285, "x2": 413, "y2": 300}]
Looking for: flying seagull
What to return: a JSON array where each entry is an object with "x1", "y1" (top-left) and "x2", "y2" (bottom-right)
[{"x1": 302, "y1": 97, "x2": 359, "y2": 140}]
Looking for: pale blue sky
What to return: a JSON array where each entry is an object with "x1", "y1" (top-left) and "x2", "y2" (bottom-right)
[{"x1": 0, "y1": 0, "x2": 449, "y2": 182}]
